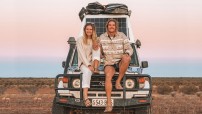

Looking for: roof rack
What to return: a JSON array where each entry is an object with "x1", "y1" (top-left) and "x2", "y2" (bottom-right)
[{"x1": 79, "y1": 2, "x2": 131, "y2": 21}]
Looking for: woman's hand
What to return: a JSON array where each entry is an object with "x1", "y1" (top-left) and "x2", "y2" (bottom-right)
[
  {"x1": 92, "y1": 41, "x2": 99, "y2": 50},
  {"x1": 88, "y1": 65, "x2": 94, "y2": 72}
]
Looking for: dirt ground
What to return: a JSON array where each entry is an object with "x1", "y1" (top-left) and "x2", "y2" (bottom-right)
[{"x1": 0, "y1": 78, "x2": 202, "y2": 114}]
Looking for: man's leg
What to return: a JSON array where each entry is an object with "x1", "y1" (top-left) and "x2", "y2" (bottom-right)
[
  {"x1": 104, "y1": 66, "x2": 115, "y2": 107},
  {"x1": 116, "y1": 55, "x2": 131, "y2": 89}
]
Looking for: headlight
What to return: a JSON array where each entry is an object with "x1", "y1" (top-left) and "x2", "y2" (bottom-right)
[
  {"x1": 144, "y1": 80, "x2": 150, "y2": 89},
  {"x1": 125, "y1": 79, "x2": 135, "y2": 89},
  {"x1": 58, "y1": 77, "x2": 68, "y2": 88},
  {"x1": 72, "y1": 79, "x2": 80, "y2": 88},
  {"x1": 139, "y1": 83, "x2": 145, "y2": 89},
  {"x1": 139, "y1": 77, "x2": 146, "y2": 89}
]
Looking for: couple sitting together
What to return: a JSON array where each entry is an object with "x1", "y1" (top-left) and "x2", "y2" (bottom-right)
[{"x1": 76, "y1": 19, "x2": 133, "y2": 112}]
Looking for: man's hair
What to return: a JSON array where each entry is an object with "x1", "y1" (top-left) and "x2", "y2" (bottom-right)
[
  {"x1": 105, "y1": 18, "x2": 119, "y2": 33},
  {"x1": 83, "y1": 23, "x2": 97, "y2": 45}
]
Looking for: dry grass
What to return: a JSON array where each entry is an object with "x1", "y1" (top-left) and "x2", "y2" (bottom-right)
[
  {"x1": 152, "y1": 77, "x2": 202, "y2": 114},
  {"x1": 153, "y1": 77, "x2": 202, "y2": 94},
  {"x1": 0, "y1": 78, "x2": 55, "y2": 114},
  {"x1": 157, "y1": 84, "x2": 173, "y2": 95},
  {"x1": 0, "y1": 77, "x2": 202, "y2": 114},
  {"x1": 152, "y1": 94, "x2": 202, "y2": 114}
]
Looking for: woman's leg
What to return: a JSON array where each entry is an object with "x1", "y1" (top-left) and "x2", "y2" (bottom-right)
[
  {"x1": 92, "y1": 48, "x2": 100, "y2": 74},
  {"x1": 80, "y1": 65, "x2": 92, "y2": 106},
  {"x1": 80, "y1": 65, "x2": 92, "y2": 88},
  {"x1": 83, "y1": 88, "x2": 88, "y2": 99},
  {"x1": 92, "y1": 59, "x2": 99, "y2": 74},
  {"x1": 83, "y1": 88, "x2": 91, "y2": 106}
]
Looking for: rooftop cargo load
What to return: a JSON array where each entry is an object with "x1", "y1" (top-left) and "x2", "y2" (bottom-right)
[{"x1": 79, "y1": 2, "x2": 131, "y2": 21}]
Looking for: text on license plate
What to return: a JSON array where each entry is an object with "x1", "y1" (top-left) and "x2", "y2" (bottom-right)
[{"x1": 92, "y1": 99, "x2": 114, "y2": 107}]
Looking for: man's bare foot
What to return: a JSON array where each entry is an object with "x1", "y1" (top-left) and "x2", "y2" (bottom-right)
[
  {"x1": 115, "y1": 81, "x2": 123, "y2": 89},
  {"x1": 104, "y1": 104, "x2": 113, "y2": 112}
]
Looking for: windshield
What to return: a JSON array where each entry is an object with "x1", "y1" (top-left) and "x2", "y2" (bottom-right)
[
  {"x1": 72, "y1": 44, "x2": 139, "y2": 67},
  {"x1": 72, "y1": 17, "x2": 139, "y2": 67},
  {"x1": 86, "y1": 18, "x2": 127, "y2": 36}
]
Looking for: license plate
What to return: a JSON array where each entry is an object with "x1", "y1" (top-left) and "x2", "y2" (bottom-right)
[{"x1": 92, "y1": 99, "x2": 114, "y2": 107}]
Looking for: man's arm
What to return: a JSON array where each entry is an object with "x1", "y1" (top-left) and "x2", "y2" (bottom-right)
[
  {"x1": 97, "y1": 37, "x2": 105, "y2": 58},
  {"x1": 121, "y1": 33, "x2": 133, "y2": 56}
]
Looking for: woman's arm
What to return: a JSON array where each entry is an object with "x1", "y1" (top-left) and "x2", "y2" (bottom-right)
[
  {"x1": 77, "y1": 38, "x2": 91, "y2": 67},
  {"x1": 92, "y1": 39, "x2": 99, "y2": 50}
]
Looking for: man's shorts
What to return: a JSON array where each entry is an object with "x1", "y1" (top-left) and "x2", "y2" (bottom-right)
[{"x1": 104, "y1": 61, "x2": 120, "y2": 72}]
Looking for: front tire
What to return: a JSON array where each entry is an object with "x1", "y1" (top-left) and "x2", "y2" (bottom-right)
[
  {"x1": 52, "y1": 97, "x2": 73, "y2": 114},
  {"x1": 134, "y1": 106, "x2": 151, "y2": 114}
]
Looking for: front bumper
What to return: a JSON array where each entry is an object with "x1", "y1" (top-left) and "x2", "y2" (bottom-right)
[{"x1": 55, "y1": 97, "x2": 151, "y2": 109}]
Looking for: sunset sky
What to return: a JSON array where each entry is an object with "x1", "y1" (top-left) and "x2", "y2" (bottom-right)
[{"x1": 0, "y1": 0, "x2": 202, "y2": 77}]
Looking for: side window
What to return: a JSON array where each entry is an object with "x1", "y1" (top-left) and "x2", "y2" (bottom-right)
[
  {"x1": 130, "y1": 44, "x2": 139, "y2": 66},
  {"x1": 71, "y1": 48, "x2": 78, "y2": 66}
]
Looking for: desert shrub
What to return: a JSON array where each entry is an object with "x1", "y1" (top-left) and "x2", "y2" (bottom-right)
[
  {"x1": 50, "y1": 84, "x2": 55, "y2": 89},
  {"x1": 157, "y1": 84, "x2": 173, "y2": 95},
  {"x1": 173, "y1": 85, "x2": 179, "y2": 91},
  {"x1": 199, "y1": 85, "x2": 202, "y2": 91},
  {"x1": 170, "y1": 92, "x2": 176, "y2": 97},
  {"x1": 196, "y1": 92, "x2": 202, "y2": 97},
  {"x1": 19, "y1": 86, "x2": 38, "y2": 94},
  {"x1": 180, "y1": 84, "x2": 199, "y2": 95},
  {"x1": 27, "y1": 86, "x2": 38, "y2": 94},
  {"x1": 19, "y1": 86, "x2": 26, "y2": 93},
  {"x1": 0, "y1": 86, "x2": 6, "y2": 94}
]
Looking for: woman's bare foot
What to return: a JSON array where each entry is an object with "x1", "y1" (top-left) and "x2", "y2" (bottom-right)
[
  {"x1": 93, "y1": 67, "x2": 99, "y2": 74},
  {"x1": 83, "y1": 98, "x2": 91, "y2": 107}
]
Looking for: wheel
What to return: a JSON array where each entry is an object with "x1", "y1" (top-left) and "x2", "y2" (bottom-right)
[
  {"x1": 52, "y1": 97, "x2": 73, "y2": 114},
  {"x1": 134, "y1": 106, "x2": 151, "y2": 114},
  {"x1": 121, "y1": 110, "x2": 135, "y2": 114}
]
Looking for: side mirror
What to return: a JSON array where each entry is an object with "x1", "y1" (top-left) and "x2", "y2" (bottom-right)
[
  {"x1": 62, "y1": 61, "x2": 66, "y2": 68},
  {"x1": 67, "y1": 37, "x2": 76, "y2": 48},
  {"x1": 141, "y1": 61, "x2": 148, "y2": 68},
  {"x1": 135, "y1": 39, "x2": 141, "y2": 48}
]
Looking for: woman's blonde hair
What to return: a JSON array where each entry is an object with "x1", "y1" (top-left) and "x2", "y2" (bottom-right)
[
  {"x1": 83, "y1": 23, "x2": 97, "y2": 45},
  {"x1": 105, "y1": 18, "x2": 119, "y2": 33}
]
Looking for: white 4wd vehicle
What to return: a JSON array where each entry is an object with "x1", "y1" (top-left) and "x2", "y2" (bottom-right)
[{"x1": 52, "y1": 2, "x2": 152, "y2": 114}]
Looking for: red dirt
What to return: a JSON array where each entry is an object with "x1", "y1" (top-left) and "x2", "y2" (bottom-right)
[{"x1": 0, "y1": 78, "x2": 202, "y2": 114}]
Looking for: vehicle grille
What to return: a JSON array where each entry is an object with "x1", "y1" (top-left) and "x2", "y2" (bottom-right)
[
  {"x1": 90, "y1": 75, "x2": 123, "y2": 90},
  {"x1": 87, "y1": 91, "x2": 123, "y2": 98},
  {"x1": 98, "y1": 93, "x2": 121, "y2": 97}
]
